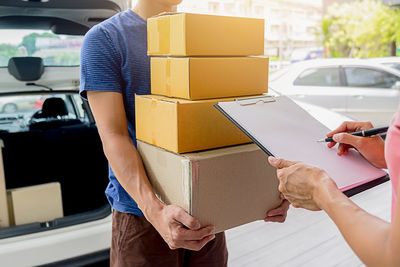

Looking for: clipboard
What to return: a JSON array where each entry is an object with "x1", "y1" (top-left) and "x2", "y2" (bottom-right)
[{"x1": 215, "y1": 95, "x2": 388, "y2": 194}]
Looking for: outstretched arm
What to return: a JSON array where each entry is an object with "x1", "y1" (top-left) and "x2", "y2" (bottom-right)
[{"x1": 269, "y1": 157, "x2": 400, "y2": 267}]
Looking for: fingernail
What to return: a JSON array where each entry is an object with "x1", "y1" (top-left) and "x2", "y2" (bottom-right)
[
  {"x1": 333, "y1": 133, "x2": 342, "y2": 142},
  {"x1": 268, "y1": 156, "x2": 277, "y2": 163}
]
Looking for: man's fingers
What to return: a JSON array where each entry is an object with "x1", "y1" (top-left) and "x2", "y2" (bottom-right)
[
  {"x1": 267, "y1": 200, "x2": 290, "y2": 216},
  {"x1": 264, "y1": 215, "x2": 286, "y2": 223},
  {"x1": 268, "y1": 157, "x2": 296, "y2": 169},
  {"x1": 183, "y1": 235, "x2": 216, "y2": 251},
  {"x1": 173, "y1": 207, "x2": 201, "y2": 230},
  {"x1": 176, "y1": 225, "x2": 215, "y2": 241}
]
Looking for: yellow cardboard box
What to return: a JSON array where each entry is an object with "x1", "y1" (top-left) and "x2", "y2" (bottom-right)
[
  {"x1": 7, "y1": 182, "x2": 63, "y2": 226},
  {"x1": 0, "y1": 140, "x2": 9, "y2": 228},
  {"x1": 147, "y1": 13, "x2": 265, "y2": 56},
  {"x1": 151, "y1": 57, "x2": 269, "y2": 100},
  {"x1": 135, "y1": 95, "x2": 252, "y2": 153},
  {"x1": 137, "y1": 141, "x2": 281, "y2": 234}
]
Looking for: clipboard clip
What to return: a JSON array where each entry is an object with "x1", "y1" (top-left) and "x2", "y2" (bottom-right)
[{"x1": 235, "y1": 95, "x2": 276, "y2": 106}]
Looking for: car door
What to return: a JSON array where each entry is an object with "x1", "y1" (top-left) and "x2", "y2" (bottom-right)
[
  {"x1": 286, "y1": 66, "x2": 348, "y2": 113},
  {"x1": 343, "y1": 66, "x2": 400, "y2": 125}
]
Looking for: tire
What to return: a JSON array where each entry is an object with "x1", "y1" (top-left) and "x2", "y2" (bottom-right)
[{"x1": 2, "y1": 103, "x2": 18, "y2": 113}]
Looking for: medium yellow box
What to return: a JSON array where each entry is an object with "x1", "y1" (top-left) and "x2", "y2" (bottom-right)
[
  {"x1": 135, "y1": 95, "x2": 252, "y2": 153},
  {"x1": 147, "y1": 13, "x2": 265, "y2": 56},
  {"x1": 151, "y1": 57, "x2": 269, "y2": 100}
]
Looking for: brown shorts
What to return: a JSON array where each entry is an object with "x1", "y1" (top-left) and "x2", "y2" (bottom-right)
[{"x1": 110, "y1": 210, "x2": 228, "y2": 267}]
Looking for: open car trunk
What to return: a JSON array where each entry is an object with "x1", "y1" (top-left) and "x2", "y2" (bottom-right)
[
  {"x1": 0, "y1": 65, "x2": 110, "y2": 238},
  {"x1": 0, "y1": 0, "x2": 131, "y2": 239},
  {"x1": 0, "y1": 100, "x2": 110, "y2": 239}
]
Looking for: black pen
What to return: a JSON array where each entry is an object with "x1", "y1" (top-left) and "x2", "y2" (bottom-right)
[{"x1": 317, "y1": 126, "x2": 389, "y2": 143}]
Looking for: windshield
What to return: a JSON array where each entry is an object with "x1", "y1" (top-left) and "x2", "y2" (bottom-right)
[
  {"x1": 0, "y1": 30, "x2": 83, "y2": 67},
  {"x1": 383, "y1": 62, "x2": 400, "y2": 72},
  {"x1": 0, "y1": 93, "x2": 86, "y2": 133}
]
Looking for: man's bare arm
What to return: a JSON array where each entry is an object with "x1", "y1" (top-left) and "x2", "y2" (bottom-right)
[{"x1": 87, "y1": 91, "x2": 215, "y2": 251}]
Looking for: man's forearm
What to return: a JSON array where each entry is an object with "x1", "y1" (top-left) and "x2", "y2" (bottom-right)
[{"x1": 102, "y1": 132, "x2": 163, "y2": 216}]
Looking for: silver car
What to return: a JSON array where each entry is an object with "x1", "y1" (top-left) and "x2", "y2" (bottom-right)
[
  {"x1": 0, "y1": 0, "x2": 130, "y2": 266},
  {"x1": 269, "y1": 58, "x2": 400, "y2": 125}
]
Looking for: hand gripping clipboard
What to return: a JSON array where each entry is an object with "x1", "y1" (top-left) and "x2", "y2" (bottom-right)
[{"x1": 215, "y1": 95, "x2": 388, "y2": 195}]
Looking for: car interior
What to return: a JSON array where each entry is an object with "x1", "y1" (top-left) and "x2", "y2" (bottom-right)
[
  {"x1": 0, "y1": 57, "x2": 109, "y2": 238},
  {"x1": 0, "y1": 0, "x2": 130, "y2": 238}
]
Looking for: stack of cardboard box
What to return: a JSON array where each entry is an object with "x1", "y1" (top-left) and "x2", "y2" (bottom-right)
[{"x1": 136, "y1": 13, "x2": 281, "y2": 233}]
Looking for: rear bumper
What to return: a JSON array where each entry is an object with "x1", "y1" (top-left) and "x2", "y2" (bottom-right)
[
  {"x1": 0, "y1": 214, "x2": 112, "y2": 267},
  {"x1": 40, "y1": 249, "x2": 110, "y2": 267}
]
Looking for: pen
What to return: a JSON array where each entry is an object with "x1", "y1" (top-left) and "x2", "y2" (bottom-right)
[{"x1": 317, "y1": 126, "x2": 389, "y2": 143}]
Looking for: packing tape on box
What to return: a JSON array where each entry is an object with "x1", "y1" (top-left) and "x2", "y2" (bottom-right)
[
  {"x1": 165, "y1": 58, "x2": 171, "y2": 95},
  {"x1": 157, "y1": 17, "x2": 170, "y2": 54},
  {"x1": 182, "y1": 158, "x2": 192, "y2": 213}
]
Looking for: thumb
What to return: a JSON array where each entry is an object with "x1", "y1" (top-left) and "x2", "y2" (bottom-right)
[
  {"x1": 268, "y1": 156, "x2": 297, "y2": 169},
  {"x1": 333, "y1": 133, "x2": 362, "y2": 147}
]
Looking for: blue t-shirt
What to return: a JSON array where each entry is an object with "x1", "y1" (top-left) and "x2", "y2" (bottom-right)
[{"x1": 80, "y1": 10, "x2": 150, "y2": 216}]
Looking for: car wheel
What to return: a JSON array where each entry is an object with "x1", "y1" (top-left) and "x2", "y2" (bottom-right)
[{"x1": 2, "y1": 103, "x2": 18, "y2": 113}]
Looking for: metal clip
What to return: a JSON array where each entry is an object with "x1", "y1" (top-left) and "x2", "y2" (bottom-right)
[{"x1": 235, "y1": 95, "x2": 276, "y2": 106}]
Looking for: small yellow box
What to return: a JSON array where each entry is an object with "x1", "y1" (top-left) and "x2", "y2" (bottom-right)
[
  {"x1": 151, "y1": 57, "x2": 269, "y2": 100},
  {"x1": 147, "y1": 13, "x2": 265, "y2": 56},
  {"x1": 135, "y1": 95, "x2": 252, "y2": 153}
]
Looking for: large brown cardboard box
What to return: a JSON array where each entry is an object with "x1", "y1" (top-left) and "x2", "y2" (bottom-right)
[
  {"x1": 135, "y1": 94, "x2": 252, "y2": 153},
  {"x1": 151, "y1": 57, "x2": 269, "y2": 100},
  {"x1": 147, "y1": 13, "x2": 265, "y2": 56},
  {"x1": 0, "y1": 140, "x2": 9, "y2": 228},
  {"x1": 137, "y1": 141, "x2": 281, "y2": 233},
  {"x1": 7, "y1": 182, "x2": 63, "y2": 226}
]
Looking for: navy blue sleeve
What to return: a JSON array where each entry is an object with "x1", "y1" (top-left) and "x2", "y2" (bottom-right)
[{"x1": 79, "y1": 26, "x2": 123, "y2": 100}]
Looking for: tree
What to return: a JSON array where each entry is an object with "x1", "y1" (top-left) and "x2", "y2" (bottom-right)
[
  {"x1": 0, "y1": 44, "x2": 18, "y2": 66},
  {"x1": 322, "y1": 0, "x2": 400, "y2": 58},
  {"x1": 20, "y1": 32, "x2": 59, "y2": 56}
]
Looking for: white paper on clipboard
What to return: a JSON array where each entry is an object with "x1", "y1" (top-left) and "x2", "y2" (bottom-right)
[{"x1": 215, "y1": 95, "x2": 387, "y2": 191}]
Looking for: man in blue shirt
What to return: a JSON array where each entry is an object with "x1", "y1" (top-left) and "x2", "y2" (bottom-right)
[
  {"x1": 80, "y1": 1, "x2": 228, "y2": 266},
  {"x1": 80, "y1": 0, "x2": 289, "y2": 265}
]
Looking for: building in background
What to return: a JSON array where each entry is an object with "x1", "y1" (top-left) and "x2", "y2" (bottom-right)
[
  {"x1": 323, "y1": 0, "x2": 400, "y2": 13},
  {"x1": 178, "y1": 0, "x2": 323, "y2": 61}
]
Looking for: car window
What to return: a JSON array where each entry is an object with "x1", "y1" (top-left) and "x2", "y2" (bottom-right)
[
  {"x1": 383, "y1": 63, "x2": 400, "y2": 72},
  {"x1": 344, "y1": 67, "x2": 400, "y2": 88},
  {"x1": 0, "y1": 93, "x2": 82, "y2": 133},
  {"x1": 72, "y1": 94, "x2": 86, "y2": 120},
  {"x1": 293, "y1": 67, "x2": 341, "y2": 86},
  {"x1": 0, "y1": 29, "x2": 83, "y2": 67}
]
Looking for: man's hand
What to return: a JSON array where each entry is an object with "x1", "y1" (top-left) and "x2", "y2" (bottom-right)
[
  {"x1": 264, "y1": 195, "x2": 290, "y2": 223},
  {"x1": 145, "y1": 202, "x2": 216, "y2": 251},
  {"x1": 326, "y1": 121, "x2": 386, "y2": 168},
  {"x1": 87, "y1": 91, "x2": 215, "y2": 251},
  {"x1": 268, "y1": 157, "x2": 338, "y2": 211}
]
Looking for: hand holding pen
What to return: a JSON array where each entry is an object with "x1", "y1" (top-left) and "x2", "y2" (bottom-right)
[{"x1": 321, "y1": 121, "x2": 387, "y2": 169}]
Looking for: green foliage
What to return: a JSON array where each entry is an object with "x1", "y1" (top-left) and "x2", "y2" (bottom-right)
[
  {"x1": 0, "y1": 44, "x2": 18, "y2": 66},
  {"x1": 322, "y1": 0, "x2": 400, "y2": 58},
  {"x1": 53, "y1": 52, "x2": 80, "y2": 66},
  {"x1": 21, "y1": 32, "x2": 59, "y2": 56}
]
